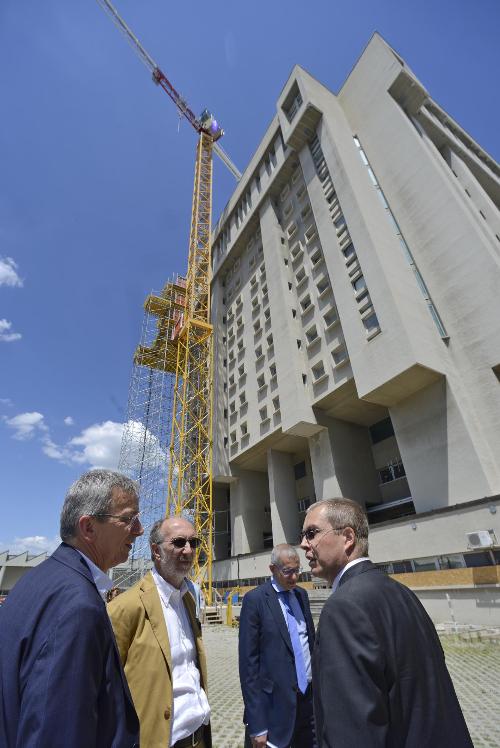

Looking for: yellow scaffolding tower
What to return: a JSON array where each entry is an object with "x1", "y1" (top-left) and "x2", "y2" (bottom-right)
[{"x1": 168, "y1": 132, "x2": 214, "y2": 602}]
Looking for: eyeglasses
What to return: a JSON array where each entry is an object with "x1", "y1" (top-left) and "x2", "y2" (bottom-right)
[
  {"x1": 277, "y1": 566, "x2": 302, "y2": 577},
  {"x1": 93, "y1": 512, "x2": 142, "y2": 529},
  {"x1": 299, "y1": 526, "x2": 345, "y2": 543},
  {"x1": 170, "y1": 536, "x2": 201, "y2": 550}
]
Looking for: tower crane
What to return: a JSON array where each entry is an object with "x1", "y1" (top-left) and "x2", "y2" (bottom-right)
[{"x1": 96, "y1": 0, "x2": 241, "y2": 602}]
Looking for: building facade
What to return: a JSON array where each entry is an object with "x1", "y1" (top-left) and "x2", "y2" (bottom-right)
[{"x1": 209, "y1": 33, "x2": 500, "y2": 607}]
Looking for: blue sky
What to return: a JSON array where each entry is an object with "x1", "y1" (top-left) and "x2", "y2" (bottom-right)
[{"x1": 1, "y1": 0, "x2": 499, "y2": 555}]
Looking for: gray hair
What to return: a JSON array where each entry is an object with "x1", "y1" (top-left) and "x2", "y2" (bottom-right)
[
  {"x1": 149, "y1": 518, "x2": 166, "y2": 556},
  {"x1": 60, "y1": 469, "x2": 139, "y2": 542},
  {"x1": 308, "y1": 498, "x2": 369, "y2": 556},
  {"x1": 270, "y1": 543, "x2": 299, "y2": 567}
]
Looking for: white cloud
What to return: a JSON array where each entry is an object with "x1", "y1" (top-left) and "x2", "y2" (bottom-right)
[
  {"x1": 0, "y1": 256, "x2": 23, "y2": 287},
  {"x1": 0, "y1": 398, "x2": 13, "y2": 407},
  {"x1": 4, "y1": 411, "x2": 47, "y2": 440},
  {"x1": 0, "y1": 535, "x2": 59, "y2": 556},
  {"x1": 67, "y1": 420, "x2": 124, "y2": 469},
  {"x1": 0, "y1": 319, "x2": 22, "y2": 343},
  {"x1": 64, "y1": 416, "x2": 74, "y2": 426}
]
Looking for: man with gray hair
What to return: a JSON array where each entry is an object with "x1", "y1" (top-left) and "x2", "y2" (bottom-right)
[
  {"x1": 301, "y1": 498, "x2": 473, "y2": 747},
  {"x1": 0, "y1": 469, "x2": 142, "y2": 748},
  {"x1": 108, "y1": 515, "x2": 211, "y2": 748},
  {"x1": 239, "y1": 543, "x2": 316, "y2": 747}
]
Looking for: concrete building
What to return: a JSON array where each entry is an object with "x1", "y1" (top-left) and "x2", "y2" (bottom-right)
[{"x1": 209, "y1": 33, "x2": 500, "y2": 622}]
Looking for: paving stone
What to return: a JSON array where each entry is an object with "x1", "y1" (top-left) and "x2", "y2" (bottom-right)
[{"x1": 203, "y1": 625, "x2": 500, "y2": 748}]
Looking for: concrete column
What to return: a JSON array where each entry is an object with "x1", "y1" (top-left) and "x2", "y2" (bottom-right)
[
  {"x1": 308, "y1": 415, "x2": 380, "y2": 504},
  {"x1": 230, "y1": 468, "x2": 270, "y2": 555},
  {"x1": 267, "y1": 449, "x2": 300, "y2": 545},
  {"x1": 390, "y1": 379, "x2": 493, "y2": 513}
]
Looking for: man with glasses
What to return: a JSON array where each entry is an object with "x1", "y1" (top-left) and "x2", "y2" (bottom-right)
[
  {"x1": 301, "y1": 498, "x2": 473, "y2": 748},
  {"x1": 108, "y1": 516, "x2": 211, "y2": 748},
  {"x1": 239, "y1": 544, "x2": 316, "y2": 748},
  {"x1": 0, "y1": 469, "x2": 142, "y2": 748}
]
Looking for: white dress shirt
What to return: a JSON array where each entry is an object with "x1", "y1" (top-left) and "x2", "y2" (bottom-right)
[
  {"x1": 76, "y1": 550, "x2": 113, "y2": 600},
  {"x1": 331, "y1": 557, "x2": 370, "y2": 593},
  {"x1": 152, "y1": 569, "x2": 210, "y2": 746}
]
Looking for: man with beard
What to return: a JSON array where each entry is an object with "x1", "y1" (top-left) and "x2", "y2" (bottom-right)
[{"x1": 108, "y1": 516, "x2": 211, "y2": 748}]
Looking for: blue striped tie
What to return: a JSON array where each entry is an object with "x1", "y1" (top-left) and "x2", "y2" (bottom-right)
[{"x1": 280, "y1": 591, "x2": 308, "y2": 694}]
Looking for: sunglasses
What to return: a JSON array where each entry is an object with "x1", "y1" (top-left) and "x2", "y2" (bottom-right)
[
  {"x1": 170, "y1": 536, "x2": 202, "y2": 549},
  {"x1": 299, "y1": 526, "x2": 345, "y2": 543},
  {"x1": 278, "y1": 566, "x2": 302, "y2": 577}
]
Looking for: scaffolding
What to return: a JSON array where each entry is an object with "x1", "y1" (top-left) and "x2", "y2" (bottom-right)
[{"x1": 118, "y1": 275, "x2": 186, "y2": 569}]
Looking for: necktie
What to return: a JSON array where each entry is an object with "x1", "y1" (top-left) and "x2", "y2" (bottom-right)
[{"x1": 280, "y1": 590, "x2": 308, "y2": 694}]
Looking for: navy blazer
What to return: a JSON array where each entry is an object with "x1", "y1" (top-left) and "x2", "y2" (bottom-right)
[
  {"x1": 239, "y1": 579, "x2": 315, "y2": 747},
  {"x1": 313, "y1": 560, "x2": 473, "y2": 748},
  {"x1": 0, "y1": 543, "x2": 139, "y2": 748}
]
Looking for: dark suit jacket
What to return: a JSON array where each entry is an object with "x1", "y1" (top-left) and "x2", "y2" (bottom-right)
[
  {"x1": 239, "y1": 579, "x2": 315, "y2": 747},
  {"x1": 313, "y1": 560, "x2": 473, "y2": 748},
  {"x1": 0, "y1": 543, "x2": 139, "y2": 748}
]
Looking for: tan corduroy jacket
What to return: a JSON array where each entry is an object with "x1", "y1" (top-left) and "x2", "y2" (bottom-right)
[{"x1": 108, "y1": 571, "x2": 211, "y2": 748}]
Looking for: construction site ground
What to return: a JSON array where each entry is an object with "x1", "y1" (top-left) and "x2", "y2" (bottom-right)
[{"x1": 203, "y1": 624, "x2": 500, "y2": 748}]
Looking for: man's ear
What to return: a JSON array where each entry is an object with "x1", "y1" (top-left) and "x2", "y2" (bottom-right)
[
  {"x1": 151, "y1": 543, "x2": 161, "y2": 563},
  {"x1": 78, "y1": 515, "x2": 96, "y2": 543},
  {"x1": 343, "y1": 526, "x2": 356, "y2": 555}
]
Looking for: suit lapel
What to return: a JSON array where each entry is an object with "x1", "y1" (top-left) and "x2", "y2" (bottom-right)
[
  {"x1": 264, "y1": 581, "x2": 293, "y2": 654},
  {"x1": 140, "y1": 572, "x2": 172, "y2": 674}
]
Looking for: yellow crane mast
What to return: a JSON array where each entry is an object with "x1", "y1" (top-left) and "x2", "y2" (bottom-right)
[{"x1": 96, "y1": 0, "x2": 241, "y2": 603}]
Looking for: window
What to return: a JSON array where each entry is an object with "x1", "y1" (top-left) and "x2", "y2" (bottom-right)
[
  {"x1": 317, "y1": 278, "x2": 330, "y2": 296},
  {"x1": 363, "y1": 312, "x2": 379, "y2": 333},
  {"x1": 264, "y1": 308, "x2": 271, "y2": 321},
  {"x1": 310, "y1": 249, "x2": 322, "y2": 267},
  {"x1": 342, "y1": 243, "x2": 355, "y2": 261},
  {"x1": 257, "y1": 374, "x2": 265, "y2": 389},
  {"x1": 294, "y1": 461, "x2": 307, "y2": 480},
  {"x1": 312, "y1": 361, "x2": 326, "y2": 381},
  {"x1": 323, "y1": 309, "x2": 338, "y2": 328},
  {"x1": 369, "y1": 418, "x2": 394, "y2": 444},
  {"x1": 301, "y1": 295, "x2": 312, "y2": 313},
  {"x1": 269, "y1": 364, "x2": 277, "y2": 378},
  {"x1": 267, "y1": 334, "x2": 273, "y2": 346},
  {"x1": 237, "y1": 339, "x2": 244, "y2": 351},
  {"x1": 259, "y1": 406, "x2": 268, "y2": 421},
  {"x1": 238, "y1": 364, "x2": 245, "y2": 377},
  {"x1": 239, "y1": 392, "x2": 246, "y2": 404},
  {"x1": 296, "y1": 268, "x2": 306, "y2": 286},
  {"x1": 255, "y1": 345, "x2": 263, "y2": 359},
  {"x1": 334, "y1": 216, "x2": 346, "y2": 231},
  {"x1": 352, "y1": 276, "x2": 366, "y2": 294},
  {"x1": 241, "y1": 422, "x2": 248, "y2": 436},
  {"x1": 230, "y1": 431, "x2": 237, "y2": 443},
  {"x1": 272, "y1": 396, "x2": 280, "y2": 411},
  {"x1": 229, "y1": 401, "x2": 236, "y2": 414},
  {"x1": 332, "y1": 347, "x2": 348, "y2": 366},
  {"x1": 412, "y1": 557, "x2": 439, "y2": 573},
  {"x1": 306, "y1": 326, "x2": 319, "y2": 345}
]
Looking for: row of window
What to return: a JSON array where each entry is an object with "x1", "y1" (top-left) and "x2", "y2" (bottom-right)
[
  {"x1": 212, "y1": 549, "x2": 500, "y2": 590},
  {"x1": 309, "y1": 134, "x2": 381, "y2": 340}
]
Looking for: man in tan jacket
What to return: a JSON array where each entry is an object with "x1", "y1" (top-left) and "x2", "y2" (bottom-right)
[{"x1": 108, "y1": 516, "x2": 211, "y2": 748}]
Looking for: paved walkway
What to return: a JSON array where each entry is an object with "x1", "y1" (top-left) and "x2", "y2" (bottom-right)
[{"x1": 203, "y1": 625, "x2": 500, "y2": 748}]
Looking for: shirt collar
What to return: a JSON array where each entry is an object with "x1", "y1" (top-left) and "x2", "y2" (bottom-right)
[
  {"x1": 332, "y1": 557, "x2": 370, "y2": 593},
  {"x1": 76, "y1": 550, "x2": 113, "y2": 599},
  {"x1": 271, "y1": 576, "x2": 294, "y2": 595},
  {"x1": 152, "y1": 567, "x2": 189, "y2": 604}
]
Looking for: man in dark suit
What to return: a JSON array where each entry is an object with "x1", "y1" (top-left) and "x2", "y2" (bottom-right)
[
  {"x1": 239, "y1": 543, "x2": 316, "y2": 748},
  {"x1": 300, "y1": 498, "x2": 473, "y2": 748},
  {"x1": 0, "y1": 469, "x2": 142, "y2": 748}
]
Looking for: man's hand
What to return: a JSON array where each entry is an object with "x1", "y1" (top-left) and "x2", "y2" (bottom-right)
[{"x1": 251, "y1": 733, "x2": 268, "y2": 748}]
